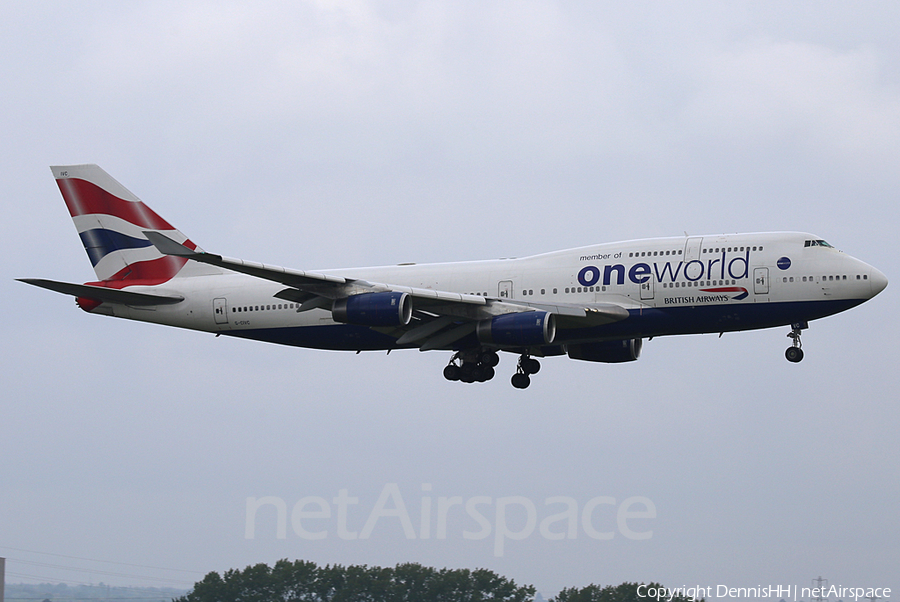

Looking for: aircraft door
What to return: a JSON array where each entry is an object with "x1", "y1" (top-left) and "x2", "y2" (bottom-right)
[
  {"x1": 498, "y1": 280, "x2": 513, "y2": 299},
  {"x1": 684, "y1": 237, "x2": 703, "y2": 262},
  {"x1": 640, "y1": 277, "x2": 654, "y2": 300},
  {"x1": 754, "y1": 268, "x2": 769, "y2": 295},
  {"x1": 213, "y1": 297, "x2": 229, "y2": 324}
]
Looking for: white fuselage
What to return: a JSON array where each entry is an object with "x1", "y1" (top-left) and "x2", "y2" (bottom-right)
[{"x1": 99, "y1": 231, "x2": 886, "y2": 352}]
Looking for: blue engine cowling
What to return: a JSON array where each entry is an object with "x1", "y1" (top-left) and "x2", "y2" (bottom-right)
[
  {"x1": 332, "y1": 292, "x2": 412, "y2": 326},
  {"x1": 566, "y1": 338, "x2": 642, "y2": 363},
  {"x1": 476, "y1": 311, "x2": 556, "y2": 347}
]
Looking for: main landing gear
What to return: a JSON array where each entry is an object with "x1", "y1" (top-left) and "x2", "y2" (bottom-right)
[
  {"x1": 443, "y1": 348, "x2": 500, "y2": 383},
  {"x1": 785, "y1": 322, "x2": 807, "y2": 363},
  {"x1": 443, "y1": 349, "x2": 542, "y2": 388},
  {"x1": 511, "y1": 355, "x2": 541, "y2": 389}
]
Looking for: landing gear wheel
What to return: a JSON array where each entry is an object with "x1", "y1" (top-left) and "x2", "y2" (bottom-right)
[
  {"x1": 479, "y1": 350, "x2": 500, "y2": 367},
  {"x1": 443, "y1": 364, "x2": 461, "y2": 381},
  {"x1": 511, "y1": 372, "x2": 531, "y2": 389},
  {"x1": 785, "y1": 347, "x2": 804, "y2": 363},
  {"x1": 478, "y1": 365, "x2": 495, "y2": 382},
  {"x1": 459, "y1": 362, "x2": 477, "y2": 383},
  {"x1": 521, "y1": 357, "x2": 541, "y2": 375}
]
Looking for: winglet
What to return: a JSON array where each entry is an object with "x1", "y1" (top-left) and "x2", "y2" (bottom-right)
[{"x1": 144, "y1": 231, "x2": 200, "y2": 257}]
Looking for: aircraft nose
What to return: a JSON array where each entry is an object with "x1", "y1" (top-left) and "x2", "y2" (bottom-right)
[{"x1": 870, "y1": 267, "x2": 888, "y2": 297}]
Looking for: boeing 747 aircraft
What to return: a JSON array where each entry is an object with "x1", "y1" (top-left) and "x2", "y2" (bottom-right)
[{"x1": 20, "y1": 164, "x2": 887, "y2": 388}]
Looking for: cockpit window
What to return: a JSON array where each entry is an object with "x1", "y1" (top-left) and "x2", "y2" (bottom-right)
[{"x1": 804, "y1": 239, "x2": 834, "y2": 248}]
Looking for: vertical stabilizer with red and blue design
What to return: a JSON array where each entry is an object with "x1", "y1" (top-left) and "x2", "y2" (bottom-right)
[{"x1": 52, "y1": 164, "x2": 213, "y2": 287}]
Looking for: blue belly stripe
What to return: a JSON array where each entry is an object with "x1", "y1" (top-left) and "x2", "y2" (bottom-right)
[{"x1": 219, "y1": 299, "x2": 867, "y2": 351}]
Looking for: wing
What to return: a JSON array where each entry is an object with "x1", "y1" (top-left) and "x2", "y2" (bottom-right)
[{"x1": 144, "y1": 232, "x2": 628, "y2": 350}]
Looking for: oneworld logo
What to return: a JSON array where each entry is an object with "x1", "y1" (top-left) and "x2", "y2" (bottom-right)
[
  {"x1": 578, "y1": 249, "x2": 752, "y2": 287},
  {"x1": 245, "y1": 483, "x2": 656, "y2": 556},
  {"x1": 777, "y1": 256, "x2": 791, "y2": 270}
]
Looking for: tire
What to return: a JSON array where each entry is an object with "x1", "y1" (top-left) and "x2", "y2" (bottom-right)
[
  {"x1": 460, "y1": 363, "x2": 477, "y2": 383},
  {"x1": 521, "y1": 357, "x2": 541, "y2": 375},
  {"x1": 443, "y1": 364, "x2": 461, "y2": 381},
  {"x1": 480, "y1": 350, "x2": 500, "y2": 367},
  {"x1": 479, "y1": 366, "x2": 495, "y2": 382},
  {"x1": 511, "y1": 373, "x2": 531, "y2": 389},
  {"x1": 785, "y1": 347, "x2": 804, "y2": 363}
]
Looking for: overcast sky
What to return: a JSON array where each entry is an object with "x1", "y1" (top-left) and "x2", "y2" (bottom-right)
[{"x1": 2, "y1": 1, "x2": 898, "y2": 598}]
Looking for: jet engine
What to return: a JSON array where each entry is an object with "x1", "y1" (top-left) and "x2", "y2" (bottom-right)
[
  {"x1": 332, "y1": 291, "x2": 412, "y2": 326},
  {"x1": 476, "y1": 311, "x2": 556, "y2": 347}
]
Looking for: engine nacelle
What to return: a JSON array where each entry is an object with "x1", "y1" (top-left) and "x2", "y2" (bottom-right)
[
  {"x1": 476, "y1": 311, "x2": 556, "y2": 347},
  {"x1": 567, "y1": 338, "x2": 642, "y2": 363},
  {"x1": 332, "y1": 292, "x2": 412, "y2": 326}
]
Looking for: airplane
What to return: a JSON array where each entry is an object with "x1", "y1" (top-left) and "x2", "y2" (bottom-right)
[{"x1": 20, "y1": 164, "x2": 888, "y2": 389}]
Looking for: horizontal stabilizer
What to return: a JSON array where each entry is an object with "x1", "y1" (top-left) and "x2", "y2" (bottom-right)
[
  {"x1": 18, "y1": 278, "x2": 184, "y2": 306},
  {"x1": 143, "y1": 230, "x2": 198, "y2": 258}
]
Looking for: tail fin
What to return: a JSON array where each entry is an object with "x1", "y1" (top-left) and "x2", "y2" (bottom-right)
[{"x1": 52, "y1": 164, "x2": 211, "y2": 286}]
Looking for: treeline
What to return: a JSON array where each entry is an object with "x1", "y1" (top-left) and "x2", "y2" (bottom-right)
[
  {"x1": 4, "y1": 581, "x2": 185, "y2": 602},
  {"x1": 175, "y1": 559, "x2": 700, "y2": 602},
  {"x1": 553, "y1": 582, "x2": 698, "y2": 602}
]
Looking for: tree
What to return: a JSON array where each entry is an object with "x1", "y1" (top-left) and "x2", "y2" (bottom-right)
[
  {"x1": 552, "y1": 582, "x2": 702, "y2": 602},
  {"x1": 174, "y1": 559, "x2": 535, "y2": 602}
]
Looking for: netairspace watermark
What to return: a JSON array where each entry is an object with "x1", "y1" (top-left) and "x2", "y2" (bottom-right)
[
  {"x1": 245, "y1": 483, "x2": 656, "y2": 556},
  {"x1": 637, "y1": 584, "x2": 892, "y2": 602}
]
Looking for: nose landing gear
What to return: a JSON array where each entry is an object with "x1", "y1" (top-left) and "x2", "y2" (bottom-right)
[{"x1": 785, "y1": 322, "x2": 807, "y2": 363}]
